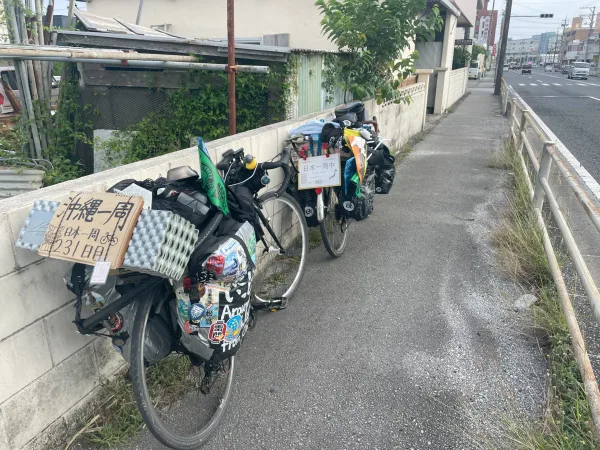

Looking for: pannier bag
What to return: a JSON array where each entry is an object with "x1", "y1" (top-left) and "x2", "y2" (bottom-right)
[
  {"x1": 334, "y1": 101, "x2": 366, "y2": 125},
  {"x1": 175, "y1": 221, "x2": 257, "y2": 362},
  {"x1": 370, "y1": 144, "x2": 396, "y2": 194}
]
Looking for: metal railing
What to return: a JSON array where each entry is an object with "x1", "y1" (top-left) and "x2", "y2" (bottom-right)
[{"x1": 501, "y1": 79, "x2": 600, "y2": 436}]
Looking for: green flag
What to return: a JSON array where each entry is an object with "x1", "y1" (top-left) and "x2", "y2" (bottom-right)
[{"x1": 198, "y1": 144, "x2": 229, "y2": 216}]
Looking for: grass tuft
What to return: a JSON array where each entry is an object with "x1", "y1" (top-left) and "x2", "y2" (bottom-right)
[
  {"x1": 491, "y1": 139, "x2": 595, "y2": 449},
  {"x1": 76, "y1": 355, "x2": 191, "y2": 449}
]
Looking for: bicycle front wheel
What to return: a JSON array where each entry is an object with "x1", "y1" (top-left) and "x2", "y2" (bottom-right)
[
  {"x1": 130, "y1": 289, "x2": 235, "y2": 450},
  {"x1": 253, "y1": 192, "x2": 309, "y2": 302},
  {"x1": 319, "y1": 187, "x2": 349, "y2": 258}
]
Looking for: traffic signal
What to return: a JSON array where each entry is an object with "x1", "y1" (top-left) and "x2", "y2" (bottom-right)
[{"x1": 540, "y1": 14, "x2": 554, "y2": 18}]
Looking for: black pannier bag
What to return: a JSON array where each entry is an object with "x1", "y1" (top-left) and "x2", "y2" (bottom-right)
[
  {"x1": 369, "y1": 143, "x2": 396, "y2": 194},
  {"x1": 334, "y1": 101, "x2": 366, "y2": 123}
]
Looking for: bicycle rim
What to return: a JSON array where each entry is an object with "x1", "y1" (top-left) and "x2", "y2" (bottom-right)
[
  {"x1": 319, "y1": 188, "x2": 349, "y2": 258},
  {"x1": 253, "y1": 192, "x2": 309, "y2": 302},
  {"x1": 130, "y1": 295, "x2": 235, "y2": 450}
]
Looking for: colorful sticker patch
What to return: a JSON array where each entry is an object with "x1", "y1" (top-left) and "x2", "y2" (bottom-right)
[
  {"x1": 188, "y1": 303, "x2": 206, "y2": 322},
  {"x1": 208, "y1": 321, "x2": 227, "y2": 344},
  {"x1": 224, "y1": 315, "x2": 243, "y2": 342},
  {"x1": 199, "y1": 303, "x2": 219, "y2": 328}
]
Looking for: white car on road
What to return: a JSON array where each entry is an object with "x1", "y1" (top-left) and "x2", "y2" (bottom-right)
[{"x1": 567, "y1": 62, "x2": 591, "y2": 80}]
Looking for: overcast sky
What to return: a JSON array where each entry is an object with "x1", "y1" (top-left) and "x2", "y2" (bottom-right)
[
  {"x1": 52, "y1": 0, "x2": 86, "y2": 16},
  {"x1": 500, "y1": 0, "x2": 600, "y2": 39}
]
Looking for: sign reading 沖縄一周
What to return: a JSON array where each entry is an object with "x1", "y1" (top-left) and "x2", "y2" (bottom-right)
[{"x1": 38, "y1": 191, "x2": 144, "y2": 269}]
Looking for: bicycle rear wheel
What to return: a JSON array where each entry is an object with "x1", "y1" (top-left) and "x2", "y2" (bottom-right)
[
  {"x1": 253, "y1": 192, "x2": 309, "y2": 302},
  {"x1": 130, "y1": 288, "x2": 235, "y2": 450},
  {"x1": 319, "y1": 187, "x2": 349, "y2": 258}
]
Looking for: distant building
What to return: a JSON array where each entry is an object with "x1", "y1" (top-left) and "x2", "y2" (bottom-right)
[
  {"x1": 474, "y1": 0, "x2": 497, "y2": 47},
  {"x1": 561, "y1": 16, "x2": 600, "y2": 64},
  {"x1": 505, "y1": 36, "x2": 540, "y2": 62},
  {"x1": 539, "y1": 32, "x2": 557, "y2": 55}
]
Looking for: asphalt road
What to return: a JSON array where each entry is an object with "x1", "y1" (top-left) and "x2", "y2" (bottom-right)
[
  {"x1": 111, "y1": 81, "x2": 546, "y2": 450},
  {"x1": 502, "y1": 69, "x2": 600, "y2": 182}
]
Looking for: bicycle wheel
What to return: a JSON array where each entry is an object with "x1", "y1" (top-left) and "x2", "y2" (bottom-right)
[
  {"x1": 253, "y1": 192, "x2": 309, "y2": 302},
  {"x1": 130, "y1": 288, "x2": 235, "y2": 450},
  {"x1": 319, "y1": 187, "x2": 349, "y2": 258}
]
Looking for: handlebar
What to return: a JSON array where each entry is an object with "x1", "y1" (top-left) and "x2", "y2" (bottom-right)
[{"x1": 260, "y1": 148, "x2": 291, "y2": 197}]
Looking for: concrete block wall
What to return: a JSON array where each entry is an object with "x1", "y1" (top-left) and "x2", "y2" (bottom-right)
[
  {"x1": 447, "y1": 67, "x2": 468, "y2": 110},
  {"x1": 0, "y1": 82, "x2": 426, "y2": 450}
]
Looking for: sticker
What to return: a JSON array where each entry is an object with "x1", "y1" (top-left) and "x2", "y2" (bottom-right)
[
  {"x1": 90, "y1": 261, "x2": 111, "y2": 285},
  {"x1": 206, "y1": 254, "x2": 225, "y2": 275},
  {"x1": 199, "y1": 303, "x2": 218, "y2": 328},
  {"x1": 178, "y1": 299, "x2": 189, "y2": 320},
  {"x1": 224, "y1": 315, "x2": 243, "y2": 342},
  {"x1": 183, "y1": 321, "x2": 199, "y2": 334},
  {"x1": 208, "y1": 321, "x2": 227, "y2": 344},
  {"x1": 188, "y1": 303, "x2": 206, "y2": 322}
]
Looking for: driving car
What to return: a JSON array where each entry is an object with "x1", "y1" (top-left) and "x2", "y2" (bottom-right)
[
  {"x1": 567, "y1": 62, "x2": 591, "y2": 80},
  {"x1": 544, "y1": 64, "x2": 553, "y2": 72},
  {"x1": 522, "y1": 63, "x2": 532, "y2": 75}
]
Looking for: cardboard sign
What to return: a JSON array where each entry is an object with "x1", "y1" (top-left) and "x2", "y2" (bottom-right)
[
  {"x1": 298, "y1": 154, "x2": 342, "y2": 190},
  {"x1": 38, "y1": 192, "x2": 144, "y2": 269}
]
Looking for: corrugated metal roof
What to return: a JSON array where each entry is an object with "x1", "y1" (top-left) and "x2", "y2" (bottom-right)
[{"x1": 65, "y1": 9, "x2": 290, "y2": 62}]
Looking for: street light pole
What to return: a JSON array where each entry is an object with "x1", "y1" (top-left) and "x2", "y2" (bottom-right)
[{"x1": 494, "y1": 0, "x2": 513, "y2": 95}]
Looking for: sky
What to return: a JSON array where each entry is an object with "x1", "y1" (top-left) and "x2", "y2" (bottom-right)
[
  {"x1": 51, "y1": 0, "x2": 87, "y2": 16},
  {"x1": 500, "y1": 0, "x2": 600, "y2": 39}
]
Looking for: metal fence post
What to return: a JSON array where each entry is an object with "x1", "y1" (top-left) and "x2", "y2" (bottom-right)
[
  {"x1": 518, "y1": 110, "x2": 528, "y2": 153},
  {"x1": 533, "y1": 143, "x2": 553, "y2": 210},
  {"x1": 502, "y1": 90, "x2": 509, "y2": 115}
]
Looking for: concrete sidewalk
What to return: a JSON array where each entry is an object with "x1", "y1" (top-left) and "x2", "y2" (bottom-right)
[{"x1": 117, "y1": 79, "x2": 546, "y2": 449}]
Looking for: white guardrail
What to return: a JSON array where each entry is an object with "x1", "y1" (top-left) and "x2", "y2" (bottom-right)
[{"x1": 501, "y1": 79, "x2": 600, "y2": 437}]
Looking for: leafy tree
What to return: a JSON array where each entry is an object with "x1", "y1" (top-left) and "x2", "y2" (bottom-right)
[
  {"x1": 471, "y1": 44, "x2": 487, "y2": 61},
  {"x1": 452, "y1": 47, "x2": 471, "y2": 70},
  {"x1": 316, "y1": 0, "x2": 443, "y2": 103}
]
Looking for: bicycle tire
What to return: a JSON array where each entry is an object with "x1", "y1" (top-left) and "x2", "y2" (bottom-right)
[
  {"x1": 319, "y1": 188, "x2": 348, "y2": 258},
  {"x1": 130, "y1": 287, "x2": 235, "y2": 450},
  {"x1": 253, "y1": 192, "x2": 309, "y2": 302}
]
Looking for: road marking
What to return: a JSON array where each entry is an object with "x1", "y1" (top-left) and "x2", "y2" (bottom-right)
[
  {"x1": 541, "y1": 83, "x2": 550, "y2": 86},
  {"x1": 577, "y1": 83, "x2": 586, "y2": 86},
  {"x1": 552, "y1": 83, "x2": 561, "y2": 86},
  {"x1": 530, "y1": 83, "x2": 538, "y2": 86},
  {"x1": 519, "y1": 83, "x2": 525, "y2": 86},
  {"x1": 588, "y1": 96, "x2": 600, "y2": 102}
]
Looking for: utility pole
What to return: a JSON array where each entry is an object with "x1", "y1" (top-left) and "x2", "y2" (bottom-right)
[
  {"x1": 494, "y1": 0, "x2": 513, "y2": 95},
  {"x1": 581, "y1": 6, "x2": 596, "y2": 62},
  {"x1": 559, "y1": 17, "x2": 568, "y2": 66}
]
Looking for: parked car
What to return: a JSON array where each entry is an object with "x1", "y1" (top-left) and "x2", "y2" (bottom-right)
[
  {"x1": 468, "y1": 61, "x2": 481, "y2": 80},
  {"x1": 544, "y1": 64, "x2": 553, "y2": 72},
  {"x1": 522, "y1": 63, "x2": 532, "y2": 75},
  {"x1": 567, "y1": 61, "x2": 591, "y2": 80},
  {"x1": 503, "y1": 63, "x2": 509, "y2": 70}
]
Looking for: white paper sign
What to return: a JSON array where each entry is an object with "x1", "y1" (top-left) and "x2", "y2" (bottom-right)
[
  {"x1": 90, "y1": 261, "x2": 111, "y2": 285},
  {"x1": 114, "y1": 183, "x2": 153, "y2": 209},
  {"x1": 298, "y1": 154, "x2": 342, "y2": 190}
]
